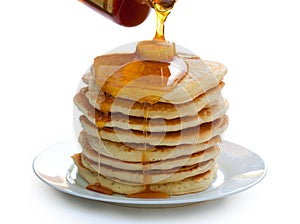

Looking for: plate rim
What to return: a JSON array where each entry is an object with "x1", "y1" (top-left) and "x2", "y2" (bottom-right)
[{"x1": 32, "y1": 140, "x2": 267, "y2": 206}]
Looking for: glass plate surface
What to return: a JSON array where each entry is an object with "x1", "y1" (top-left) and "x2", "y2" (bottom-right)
[{"x1": 33, "y1": 140, "x2": 266, "y2": 207}]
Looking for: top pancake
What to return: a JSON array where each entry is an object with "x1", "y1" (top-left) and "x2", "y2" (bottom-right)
[{"x1": 91, "y1": 55, "x2": 227, "y2": 104}]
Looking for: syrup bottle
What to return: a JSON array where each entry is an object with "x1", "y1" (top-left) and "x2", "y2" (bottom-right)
[{"x1": 79, "y1": 0, "x2": 151, "y2": 27}]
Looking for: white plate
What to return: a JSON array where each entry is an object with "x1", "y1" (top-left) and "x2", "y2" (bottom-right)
[{"x1": 33, "y1": 140, "x2": 267, "y2": 207}]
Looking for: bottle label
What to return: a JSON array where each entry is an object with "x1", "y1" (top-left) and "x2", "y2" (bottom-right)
[{"x1": 87, "y1": 0, "x2": 113, "y2": 14}]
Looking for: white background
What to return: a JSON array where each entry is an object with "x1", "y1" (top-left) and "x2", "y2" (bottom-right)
[{"x1": 1, "y1": 0, "x2": 299, "y2": 223}]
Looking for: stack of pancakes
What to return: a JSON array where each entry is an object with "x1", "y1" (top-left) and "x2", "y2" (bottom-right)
[{"x1": 73, "y1": 53, "x2": 229, "y2": 196}]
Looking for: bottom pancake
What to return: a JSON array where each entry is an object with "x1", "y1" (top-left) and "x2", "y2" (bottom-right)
[{"x1": 72, "y1": 153, "x2": 217, "y2": 196}]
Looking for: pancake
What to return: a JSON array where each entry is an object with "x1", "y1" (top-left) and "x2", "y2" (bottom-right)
[
  {"x1": 81, "y1": 131, "x2": 222, "y2": 162},
  {"x1": 81, "y1": 153, "x2": 215, "y2": 185},
  {"x1": 93, "y1": 55, "x2": 227, "y2": 104},
  {"x1": 74, "y1": 87, "x2": 228, "y2": 132},
  {"x1": 85, "y1": 79, "x2": 225, "y2": 119},
  {"x1": 83, "y1": 145, "x2": 219, "y2": 172},
  {"x1": 80, "y1": 131, "x2": 220, "y2": 171},
  {"x1": 79, "y1": 115, "x2": 229, "y2": 146},
  {"x1": 72, "y1": 153, "x2": 217, "y2": 195}
]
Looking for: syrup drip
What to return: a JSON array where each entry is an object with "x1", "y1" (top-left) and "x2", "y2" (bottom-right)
[
  {"x1": 127, "y1": 185, "x2": 169, "y2": 199},
  {"x1": 72, "y1": 154, "x2": 113, "y2": 196},
  {"x1": 86, "y1": 183, "x2": 114, "y2": 195},
  {"x1": 95, "y1": 111, "x2": 110, "y2": 128},
  {"x1": 126, "y1": 102, "x2": 170, "y2": 199},
  {"x1": 100, "y1": 92, "x2": 114, "y2": 114},
  {"x1": 150, "y1": 0, "x2": 177, "y2": 40},
  {"x1": 142, "y1": 102, "x2": 151, "y2": 185}
]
